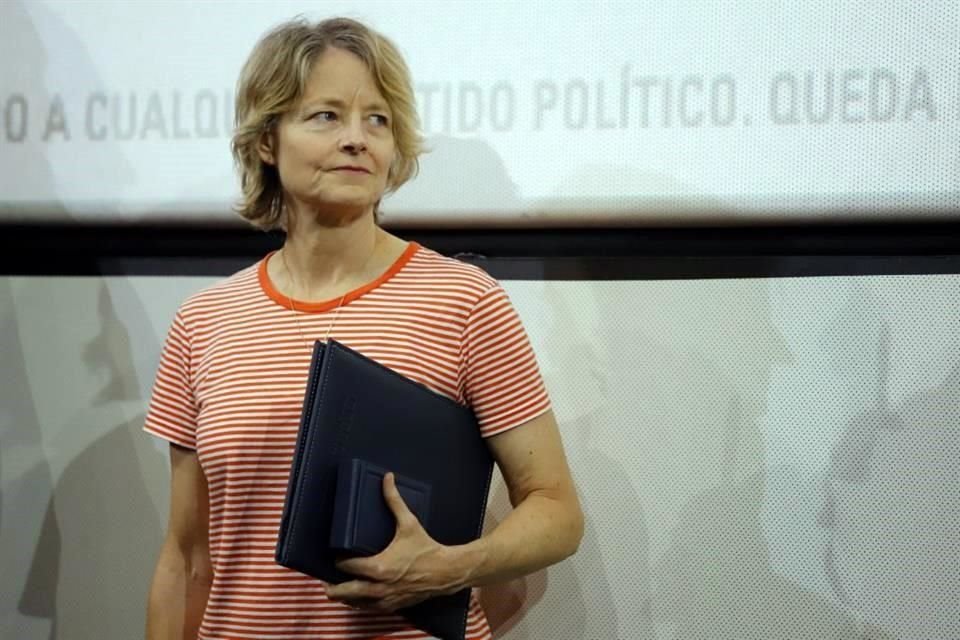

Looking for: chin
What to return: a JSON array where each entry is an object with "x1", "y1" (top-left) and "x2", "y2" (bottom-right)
[
  {"x1": 287, "y1": 186, "x2": 381, "y2": 225},
  {"x1": 308, "y1": 201, "x2": 377, "y2": 228}
]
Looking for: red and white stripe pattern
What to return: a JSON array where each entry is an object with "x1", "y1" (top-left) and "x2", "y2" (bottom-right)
[{"x1": 145, "y1": 242, "x2": 550, "y2": 639}]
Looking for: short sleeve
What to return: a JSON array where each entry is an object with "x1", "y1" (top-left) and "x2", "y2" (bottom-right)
[
  {"x1": 144, "y1": 309, "x2": 199, "y2": 449},
  {"x1": 462, "y1": 283, "x2": 551, "y2": 437}
]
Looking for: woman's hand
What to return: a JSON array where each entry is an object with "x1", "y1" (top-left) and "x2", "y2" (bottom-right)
[
  {"x1": 327, "y1": 410, "x2": 583, "y2": 611},
  {"x1": 326, "y1": 473, "x2": 470, "y2": 612}
]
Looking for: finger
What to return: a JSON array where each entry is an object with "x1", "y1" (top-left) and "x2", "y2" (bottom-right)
[
  {"x1": 382, "y1": 472, "x2": 417, "y2": 528},
  {"x1": 325, "y1": 579, "x2": 380, "y2": 601},
  {"x1": 331, "y1": 593, "x2": 385, "y2": 612},
  {"x1": 343, "y1": 598, "x2": 379, "y2": 611},
  {"x1": 337, "y1": 556, "x2": 382, "y2": 579}
]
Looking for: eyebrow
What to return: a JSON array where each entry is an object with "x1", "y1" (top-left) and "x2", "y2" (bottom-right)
[{"x1": 301, "y1": 97, "x2": 391, "y2": 113}]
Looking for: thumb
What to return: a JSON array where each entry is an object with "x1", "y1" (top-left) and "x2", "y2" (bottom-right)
[{"x1": 382, "y1": 472, "x2": 417, "y2": 528}]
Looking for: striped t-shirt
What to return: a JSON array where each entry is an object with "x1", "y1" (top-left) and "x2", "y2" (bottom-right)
[{"x1": 144, "y1": 242, "x2": 551, "y2": 640}]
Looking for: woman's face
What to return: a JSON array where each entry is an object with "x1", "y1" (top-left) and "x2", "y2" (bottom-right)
[{"x1": 260, "y1": 46, "x2": 395, "y2": 226}]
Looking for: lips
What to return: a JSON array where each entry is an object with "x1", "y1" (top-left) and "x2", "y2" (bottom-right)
[{"x1": 331, "y1": 166, "x2": 371, "y2": 174}]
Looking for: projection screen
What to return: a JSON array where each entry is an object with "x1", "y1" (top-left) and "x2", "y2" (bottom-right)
[{"x1": 1, "y1": 0, "x2": 958, "y2": 226}]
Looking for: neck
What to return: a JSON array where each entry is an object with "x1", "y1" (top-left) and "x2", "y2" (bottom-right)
[{"x1": 281, "y1": 209, "x2": 383, "y2": 298}]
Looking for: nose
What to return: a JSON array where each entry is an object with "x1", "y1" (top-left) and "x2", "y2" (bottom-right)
[{"x1": 338, "y1": 115, "x2": 368, "y2": 154}]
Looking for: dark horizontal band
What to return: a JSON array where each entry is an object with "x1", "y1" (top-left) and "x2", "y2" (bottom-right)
[{"x1": 2, "y1": 221, "x2": 959, "y2": 279}]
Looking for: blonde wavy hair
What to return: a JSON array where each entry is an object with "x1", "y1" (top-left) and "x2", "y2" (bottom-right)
[{"x1": 231, "y1": 17, "x2": 425, "y2": 230}]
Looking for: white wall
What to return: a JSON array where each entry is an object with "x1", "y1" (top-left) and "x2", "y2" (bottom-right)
[{"x1": 2, "y1": 271, "x2": 957, "y2": 639}]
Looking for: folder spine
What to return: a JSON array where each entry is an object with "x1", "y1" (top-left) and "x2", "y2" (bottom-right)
[
  {"x1": 276, "y1": 341, "x2": 325, "y2": 566},
  {"x1": 329, "y1": 459, "x2": 363, "y2": 551}
]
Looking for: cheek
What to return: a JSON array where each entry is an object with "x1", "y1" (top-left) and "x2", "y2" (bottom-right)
[
  {"x1": 275, "y1": 157, "x2": 304, "y2": 188},
  {"x1": 278, "y1": 156, "x2": 321, "y2": 188},
  {"x1": 378, "y1": 157, "x2": 396, "y2": 188},
  {"x1": 376, "y1": 143, "x2": 397, "y2": 173},
  {"x1": 279, "y1": 131, "x2": 329, "y2": 168}
]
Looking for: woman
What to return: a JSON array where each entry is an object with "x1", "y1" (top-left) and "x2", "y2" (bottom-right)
[{"x1": 144, "y1": 16, "x2": 583, "y2": 640}]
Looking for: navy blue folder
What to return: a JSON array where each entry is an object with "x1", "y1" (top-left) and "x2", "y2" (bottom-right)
[{"x1": 275, "y1": 339, "x2": 494, "y2": 640}]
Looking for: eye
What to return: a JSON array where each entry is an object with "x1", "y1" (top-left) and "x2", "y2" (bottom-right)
[
  {"x1": 310, "y1": 111, "x2": 337, "y2": 122},
  {"x1": 368, "y1": 114, "x2": 390, "y2": 127}
]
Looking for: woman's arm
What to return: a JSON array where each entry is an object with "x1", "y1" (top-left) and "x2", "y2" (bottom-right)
[
  {"x1": 328, "y1": 409, "x2": 583, "y2": 611},
  {"x1": 447, "y1": 408, "x2": 583, "y2": 585},
  {"x1": 146, "y1": 443, "x2": 212, "y2": 639}
]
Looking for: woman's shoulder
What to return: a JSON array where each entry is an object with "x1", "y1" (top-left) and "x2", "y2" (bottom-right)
[
  {"x1": 174, "y1": 259, "x2": 264, "y2": 322},
  {"x1": 406, "y1": 243, "x2": 501, "y2": 296}
]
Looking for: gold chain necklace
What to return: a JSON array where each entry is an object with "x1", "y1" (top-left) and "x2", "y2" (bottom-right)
[{"x1": 279, "y1": 238, "x2": 378, "y2": 352}]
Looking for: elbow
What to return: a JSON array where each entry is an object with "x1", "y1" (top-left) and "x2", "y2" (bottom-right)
[
  {"x1": 188, "y1": 556, "x2": 213, "y2": 586},
  {"x1": 553, "y1": 496, "x2": 584, "y2": 561},
  {"x1": 543, "y1": 488, "x2": 585, "y2": 561},
  {"x1": 184, "y1": 543, "x2": 213, "y2": 586},
  {"x1": 158, "y1": 535, "x2": 212, "y2": 585},
  {"x1": 565, "y1": 503, "x2": 585, "y2": 558}
]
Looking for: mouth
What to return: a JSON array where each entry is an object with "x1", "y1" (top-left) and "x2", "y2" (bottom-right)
[{"x1": 331, "y1": 166, "x2": 371, "y2": 174}]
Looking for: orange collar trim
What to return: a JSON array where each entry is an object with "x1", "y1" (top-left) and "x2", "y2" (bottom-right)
[{"x1": 258, "y1": 241, "x2": 420, "y2": 313}]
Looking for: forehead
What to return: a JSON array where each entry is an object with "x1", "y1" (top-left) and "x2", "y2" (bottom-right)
[{"x1": 300, "y1": 46, "x2": 387, "y2": 107}]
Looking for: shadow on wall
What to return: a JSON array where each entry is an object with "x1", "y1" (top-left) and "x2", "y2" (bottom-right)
[
  {"x1": 820, "y1": 282, "x2": 960, "y2": 639},
  {"x1": 382, "y1": 134, "x2": 522, "y2": 222},
  {"x1": 0, "y1": 0, "x2": 61, "y2": 209},
  {"x1": 18, "y1": 282, "x2": 166, "y2": 638},
  {"x1": 3, "y1": 2, "x2": 158, "y2": 638},
  {"x1": 0, "y1": 282, "x2": 59, "y2": 640},
  {"x1": 641, "y1": 279, "x2": 865, "y2": 640},
  {"x1": 647, "y1": 278, "x2": 906, "y2": 640},
  {"x1": 480, "y1": 277, "x2": 655, "y2": 640},
  {"x1": 1, "y1": 1, "x2": 63, "y2": 637}
]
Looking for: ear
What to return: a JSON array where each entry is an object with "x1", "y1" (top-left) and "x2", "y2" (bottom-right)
[{"x1": 257, "y1": 129, "x2": 277, "y2": 166}]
